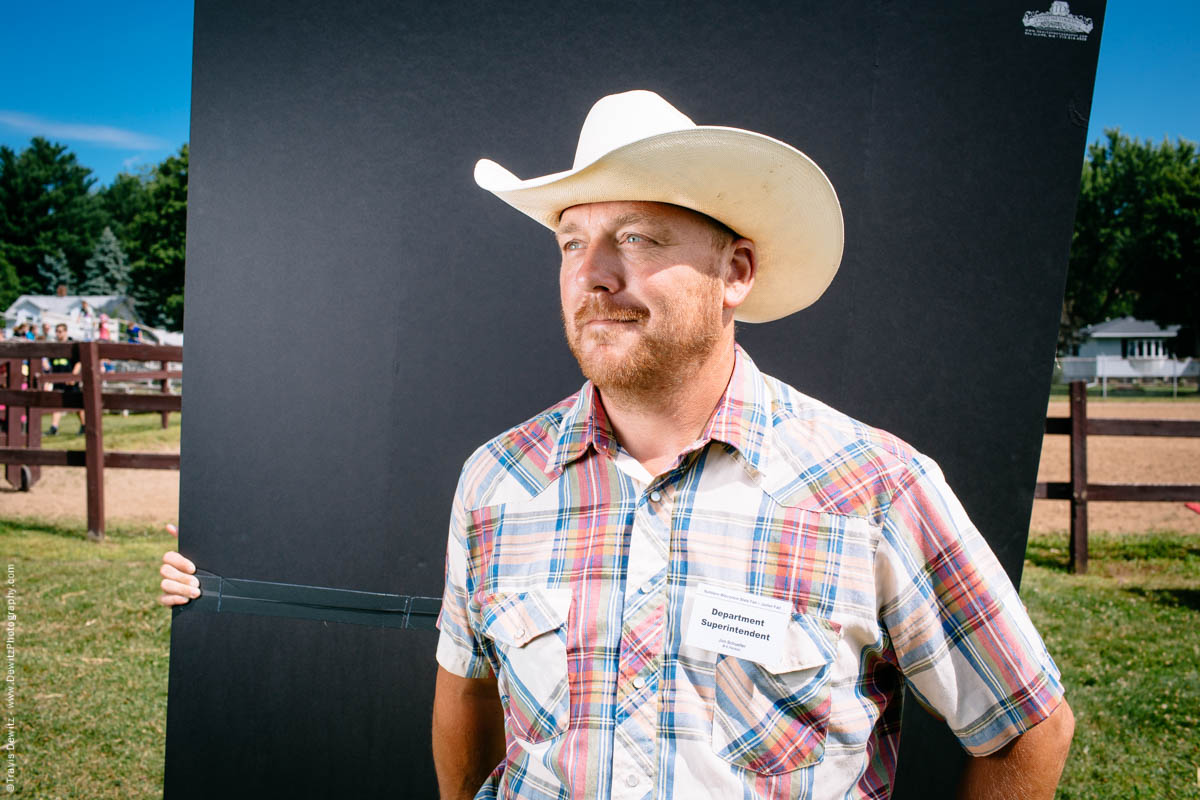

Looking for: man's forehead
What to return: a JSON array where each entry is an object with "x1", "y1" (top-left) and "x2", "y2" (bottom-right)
[{"x1": 556, "y1": 201, "x2": 700, "y2": 233}]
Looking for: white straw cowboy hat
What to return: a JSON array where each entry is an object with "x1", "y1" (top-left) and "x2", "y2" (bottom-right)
[{"x1": 474, "y1": 90, "x2": 844, "y2": 323}]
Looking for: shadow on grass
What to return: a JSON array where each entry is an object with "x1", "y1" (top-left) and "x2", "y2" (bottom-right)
[
  {"x1": 1122, "y1": 586, "x2": 1200, "y2": 612},
  {"x1": 0, "y1": 515, "x2": 165, "y2": 541},
  {"x1": 1026, "y1": 532, "x2": 1200, "y2": 573},
  {"x1": 1024, "y1": 545, "x2": 1071, "y2": 572}
]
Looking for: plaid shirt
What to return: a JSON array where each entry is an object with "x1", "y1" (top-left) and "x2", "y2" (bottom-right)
[{"x1": 437, "y1": 346, "x2": 1063, "y2": 800}]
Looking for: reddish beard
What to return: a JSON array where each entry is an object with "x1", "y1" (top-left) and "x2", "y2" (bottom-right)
[{"x1": 561, "y1": 278, "x2": 724, "y2": 394}]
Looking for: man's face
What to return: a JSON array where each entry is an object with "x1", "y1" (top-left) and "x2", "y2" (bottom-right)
[
  {"x1": 556, "y1": 201, "x2": 735, "y2": 393},
  {"x1": 55, "y1": 326, "x2": 68, "y2": 341}
]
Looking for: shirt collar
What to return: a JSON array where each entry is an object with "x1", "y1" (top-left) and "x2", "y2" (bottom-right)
[
  {"x1": 547, "y1": 344, "x2": 771, "y2": 476},
  {"x1": 696, "y1": 343, "x2": 770, "y2": 475},
  {"x1": 547, "y1": 381, "x2": 615, "y2": 473}
]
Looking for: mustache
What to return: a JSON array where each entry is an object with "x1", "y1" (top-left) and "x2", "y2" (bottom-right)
[{"x1": 573, "y1": 296, "x2": 649, "y2": 326}]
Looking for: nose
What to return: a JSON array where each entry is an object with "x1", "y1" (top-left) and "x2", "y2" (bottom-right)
[{"x1": 571, "y1": 239, "x2": 624, "y2": 294}]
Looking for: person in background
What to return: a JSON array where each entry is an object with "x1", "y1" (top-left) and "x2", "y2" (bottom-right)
[
  {"x1": 44, "y1": 323, "x2": 84, "y2": 436},
  {"x1": 75, "y1": 301, "x2": 95, "y2": 341},
  {"x1": 0, "y1": 325, "x2": 5, "y2": 433}
]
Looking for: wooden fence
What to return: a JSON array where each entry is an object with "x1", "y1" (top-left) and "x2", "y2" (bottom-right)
[
  {"x1": 1034, "y1": 380, "x2": 1200, "y2": 573},
  {"x1": 0, "y1": 340, "x2": 182, "y2": 541}
]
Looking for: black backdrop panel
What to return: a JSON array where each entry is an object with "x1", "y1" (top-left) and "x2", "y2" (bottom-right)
[{"x1": 168, "y1": 1, "x2": 1103, "y2": 797}]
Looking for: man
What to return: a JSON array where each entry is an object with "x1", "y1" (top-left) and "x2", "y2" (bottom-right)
[
  {"x1": 45, "y1": 322, "x2": 84, "y2": 435},
  {"x1": 161, "y1": 91, "x2": 1072, "y2": 799},
  {"x1": 75, "y1": 300, "x2": 95, "y2": 340}
]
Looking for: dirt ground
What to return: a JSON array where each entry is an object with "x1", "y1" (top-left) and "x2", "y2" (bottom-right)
[
  {"x1": 1, "y1": 462, "x2": 180, "y2": 529},
  {"x1": 3, "y1": 401, "x2": 1199, "y2": 534},
  {"x1": 1031, "y1": 400, "x2": 1200, "y2": 534}
]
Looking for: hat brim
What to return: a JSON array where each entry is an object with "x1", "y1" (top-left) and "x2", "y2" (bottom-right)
[{"x1": 474, "y1": 126, "x2": 844, "y2": 323}]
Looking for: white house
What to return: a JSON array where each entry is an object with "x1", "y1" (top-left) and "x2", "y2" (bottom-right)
[
  {"x1": 1076, "y1": 316, "x2": 1180, "y2": 359},
  {"x1": 1060, "y1": 316, "x2": 1197, "y2": 394}
]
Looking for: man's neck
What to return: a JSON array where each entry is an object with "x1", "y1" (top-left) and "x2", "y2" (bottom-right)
[{"x1": 596, "y1": 342, "x2": 737, "y2": 478}]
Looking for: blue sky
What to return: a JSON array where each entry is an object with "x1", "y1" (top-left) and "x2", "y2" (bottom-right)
[
  {"x1": 0, "y1": 0, "x2": 1196, "y2": 188},
  {"x1": 0, "y1": 1, "x2": 194, "y2": 187}
]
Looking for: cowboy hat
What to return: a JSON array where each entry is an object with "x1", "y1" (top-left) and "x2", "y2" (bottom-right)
[{"x1": 474, "y1": 90, "x2": 844, "y2": 323}]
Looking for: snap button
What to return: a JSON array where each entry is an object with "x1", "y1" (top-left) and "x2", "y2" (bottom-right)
[
  {"x1": 649, "y1": 490, "x2": 662, "y2": 503},
  {"x1": 633, "y1": 676, "x2": 646, "y2": 690},
  {"x1": 637, "y1": 582, "x2": 651, "y2": 594},
  {"x1": 625, "y1": 774, "x2": 639, "y2": 788},
  {"x1": 514, "y1": 627, "x2": 526, "y2": 640}
]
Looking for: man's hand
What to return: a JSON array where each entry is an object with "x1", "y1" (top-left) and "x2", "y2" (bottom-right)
[
  {"x1": 957, "y1": 699, "x2": 1075, "y2": 799},
  {"x1": 432, "y1": 665, "x2": 506, "y2": 800},
  {"x1": 158, "y1": 524, "x2": 201, "y2": 606}
]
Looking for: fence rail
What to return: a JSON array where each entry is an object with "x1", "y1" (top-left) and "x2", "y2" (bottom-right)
[
  {"x1": 1034, "y1": 381, "x2": 1200, "y2": 573},
  {"x1": 0, "y1": 340, "x2": 181, "y2": 540}
]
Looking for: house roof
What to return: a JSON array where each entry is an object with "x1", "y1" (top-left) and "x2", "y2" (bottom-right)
[
  {"x1": 1081, "y1": 316, "x2": 1180, "y2": 339},
  {"x1": 4, "y1": 294, "x2": 140, "y2": 321}
]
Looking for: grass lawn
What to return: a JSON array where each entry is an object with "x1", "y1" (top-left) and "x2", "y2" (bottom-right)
[
  {"x1": 3, "y1": 516, "x2": 1197, "y2": 797},
  {"x1": 36, "y1": 410, "x2": 181, "y2": 453},
  {"x1": 1049, "y1": 382, "x2": 1200, "y2": 400},
  {"x1": 1023, "y1": 531, "x2": 1200, "y2": 799},
  {"x1": 2, "y1": 519, "x2": 172, "y2": 799}
]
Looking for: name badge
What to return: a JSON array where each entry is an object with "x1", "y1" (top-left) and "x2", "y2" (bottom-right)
[{"x1": 683, "y1": 583, "x2": 790, "y2": 664}]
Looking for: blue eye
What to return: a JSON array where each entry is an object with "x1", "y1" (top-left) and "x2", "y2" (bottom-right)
[{"x1": 624, "y1": 234, "x2": 644, "y2": 243}]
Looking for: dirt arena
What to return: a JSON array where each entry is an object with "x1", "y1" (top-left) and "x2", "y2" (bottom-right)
[
  {"x1": 3, "y1": 400, "x2": 1199, "y2": 534},
  {"x1": 1, "y1": 460, "x2": 180, "y2": 529},
  {"x1": 1031, "y1": 399, "x2": 1200, "y2": 534}
]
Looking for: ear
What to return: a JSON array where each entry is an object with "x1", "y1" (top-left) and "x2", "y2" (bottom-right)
[{"x1": 721, "y1": 238, "x2": 757, "y2": 311}]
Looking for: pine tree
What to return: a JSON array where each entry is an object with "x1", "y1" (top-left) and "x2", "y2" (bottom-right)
[
  {"x1": 0, "y1": 138, "x2": 106, "y2": 295},
  {"x1": 80, "y1": 227, "x2": 131, "y2": 295},
  {"x1": 37, "y1": 249, "x2": 72, "y2": 294},
  {"x1": 0, "y1": 257, "x2": 18, "y2": 309}
]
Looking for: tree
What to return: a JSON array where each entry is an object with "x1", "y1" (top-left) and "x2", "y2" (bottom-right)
[
  {"x1": 127, "y1": 145, "x2": 187, "y2": 329},
  {"x1": 99, "y1": 171, "x2": 150, "y2": 254},
  {"x1": 1124, "y1": 138, "x2": 1200, "y2": 355},
  {"x1": 0, "y1": 138, "x2": 107, "y2": 302},
  {"x1": 0, "y1": 259, "x2": 17, "y2": 310},
  {"x1": 1064, "y1": 131, "x2": 1200, "y2": 353},
  {"x1": 37, "y1": 248, "x2": 72, "y2": 294},
  {"x1": 81, "y1": 227, "x2": 131, "y2": 295}
]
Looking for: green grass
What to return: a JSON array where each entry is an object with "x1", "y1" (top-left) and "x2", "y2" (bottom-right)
[
  {"x1": 1049, "y1": 382, "x2": 1200, "y2": 400},
  {"x1": 4, "y1": 517, "x2": 1197, "y2": 797},
  {"x1": 36, "y1": 411, "x2": 181, "y2": 452},
  {"x1": 1023, "y1": 531, "x2": 1200, "y2": 799},
  {"x1": 2, "y1": 518, "x2": 172, "y2": 799}
]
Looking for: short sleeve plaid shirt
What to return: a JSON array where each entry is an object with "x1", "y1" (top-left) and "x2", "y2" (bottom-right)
[{"x1": 436, "y1": 346, "x2": 1064, "y2": 800}]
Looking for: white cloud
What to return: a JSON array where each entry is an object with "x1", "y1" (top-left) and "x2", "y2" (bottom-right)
[{"x1": 0, "y1": 110, "x2": 168, "y2": 150}]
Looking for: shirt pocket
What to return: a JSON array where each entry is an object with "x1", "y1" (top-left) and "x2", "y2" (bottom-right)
[
  {"x1": 480, "y1": 587, "x2": 573, "y2": 744},
  {"x1": 710, "y1": 613, "x2": 841, "y2": 775}
]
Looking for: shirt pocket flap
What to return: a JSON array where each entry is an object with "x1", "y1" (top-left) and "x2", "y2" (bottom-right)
[
  {"x1": 763, "y1": 614, "x2": 842, "y2": 675},
  {"x1": 481, "y1": 587, "x2": 572, "y2": 647}
]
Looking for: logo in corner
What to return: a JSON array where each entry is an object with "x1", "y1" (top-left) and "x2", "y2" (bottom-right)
[{"x1": 1023, "y1": 1, "x2": 1093, "y2": 41}]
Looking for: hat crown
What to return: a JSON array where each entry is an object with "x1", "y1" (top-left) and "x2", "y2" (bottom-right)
[{"x1": 572, "y1": 90, "x2": 696, "y2": 170}]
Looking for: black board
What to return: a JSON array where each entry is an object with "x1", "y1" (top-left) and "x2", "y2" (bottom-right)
[{"x1": 167, "y1": 1, "x2": 1104, "y2": 796}]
